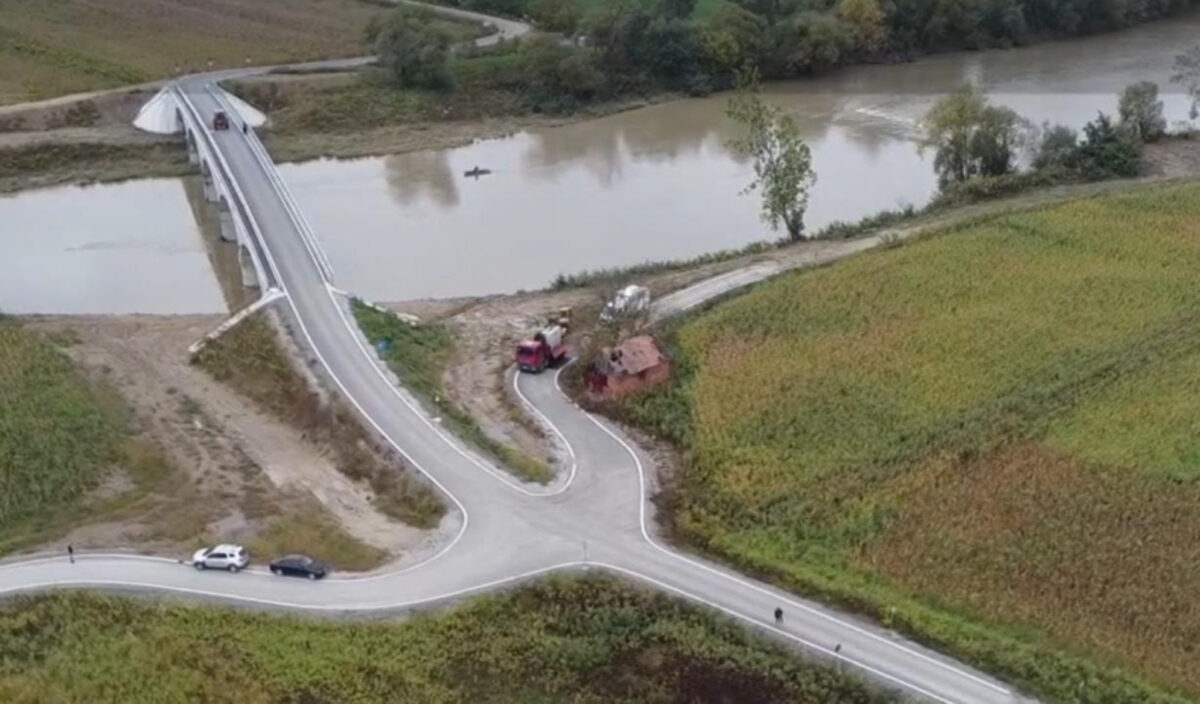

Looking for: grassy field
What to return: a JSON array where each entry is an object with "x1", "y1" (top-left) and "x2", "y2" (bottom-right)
[
  {"x1": 0, "y1": 319, "x2": 127, "y2": 525},
  {"x1": 0, "y1": 142, "x2": 193, "y2": 194},
  {"x1": 615, "y1": 182, "x2": 1200, "y2": 702},
  {"x1": 353, "y1": 301, "x2": 554, "y2": 483},
  {"x1": 0, "y1": 0, "x2": 385, "y2": 105},
  {"x1": 0, "y1": 576, "x2": 893, "y2": 704},
  {"x1": 194, "y1": 312, "x2": 445, "y2": 527}
]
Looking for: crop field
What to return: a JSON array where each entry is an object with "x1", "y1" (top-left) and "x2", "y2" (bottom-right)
[
  {"x1": 0, "y1": 320, "x2": 123, "y2": 525},
  {"x1": 0, "y1": 0, "x2": 385, "y2": 105},
  {"x1": 622, "y1": 182, "x2": 1200, "y2": 702},
  {"x1": 0, "y1": 576, "x2": 894, "y2": 703}
]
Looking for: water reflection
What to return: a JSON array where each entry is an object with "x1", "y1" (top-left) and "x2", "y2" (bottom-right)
[
  {"x1": 284, "y1": 11, "x2": 1200, "y2": 303},
  {"x1": 385, "y1": 150, "x2": 458, "y2": 207}
]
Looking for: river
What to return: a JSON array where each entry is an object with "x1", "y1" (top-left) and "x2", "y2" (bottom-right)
[{"x1": 2, "y1": 11, "x2": 1198, "y2": 312}]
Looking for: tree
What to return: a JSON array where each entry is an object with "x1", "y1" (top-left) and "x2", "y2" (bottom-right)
[
  {"x1": 1117, "y1": 81, "x2": 1166, "y2": 142},
  {"x1": 923, "y1": 85, "x2": 1025, "y2": 186},
  {"x1": 838, "y1": 0, "x2": 888, "y2": 52},
  {"x1": 1172, "y1": 45, "x2": 1200, "y2": 121},
  {"x1": 1033, "y1": 122, "x2": 1079, "y2": 171},
  {"x1": 726, "y1": 74, "x2": 816, "y2": 240},
  {"x1": 1077, "y1": 112, "x2": 1141, "y2": 179},
  {"x1": 658, "y1": 0, "x2": 696, "y2": 20},
  {"x1": 371, "y1": 10, "x2": 453, "y2": 90},
  {"x1": 529, "y1": 0, "x2": 583, "y2": 34}
]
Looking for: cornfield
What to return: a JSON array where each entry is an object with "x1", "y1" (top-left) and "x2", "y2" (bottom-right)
[
  {"x1": 0, "y1": 0, "x2": 383, "y2": 105},
  {"x1": 0, "y1": 576, "x2": 895, "y2": 703},
  {"x1": 0, "y1": 321, "x2": 122, "y2": 525},
  {"x1": 625, "y1": 182, "x2": 1200, "y2": 701}
]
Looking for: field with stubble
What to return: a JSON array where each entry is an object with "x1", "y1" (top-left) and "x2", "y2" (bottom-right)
[
  {"x1": 616, "y1": 182, "x2": 1200, "y2": 703},
  {"x1": 0, "y1": 0, "x2": 385, "y2": 105}
]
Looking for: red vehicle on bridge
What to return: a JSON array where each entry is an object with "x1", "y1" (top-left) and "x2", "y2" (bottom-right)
[{"x1": 212, "y1": 110, "x2": 230, "y2": 131}]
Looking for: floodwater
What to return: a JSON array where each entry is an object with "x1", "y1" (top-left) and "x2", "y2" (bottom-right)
[
  {"x1": 0, "y1": 179, "x2": 225, "y2": 315},
  {"x1": 3, "y1": 12, "x2": 1199, "y2": 312},
  {"x1": 284, "y1": 10, "x2": 1200, "y2": 301}
]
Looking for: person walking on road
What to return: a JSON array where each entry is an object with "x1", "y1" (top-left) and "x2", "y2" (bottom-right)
[
  {"x1": 67, "y1": 544, "x2": 74, "y2": 564},
  {"x1": 241, "y1": 122, "x2": 248, "y2": 135},
  {"x1": 774, "y1": 607, "x2": 783, "y2": 624}
]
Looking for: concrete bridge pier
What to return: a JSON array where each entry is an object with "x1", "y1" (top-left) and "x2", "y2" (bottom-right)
[
  {"x1": 217, "y1": 195, "x2": 236, "y2": 243},
  {"x1": 202, "y1": 161, "x2": 217, "y2": 203},
  {"x1": 185, "y1": 128, "x2": 199, "y2": 165},
  {"x1": 238, "y1": 243, "x2": 259, "y2": 289}
]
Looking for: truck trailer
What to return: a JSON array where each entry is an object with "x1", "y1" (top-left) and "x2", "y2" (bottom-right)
[{"x1": 515, "y1": 325, "x2": 567, "y2": 373}]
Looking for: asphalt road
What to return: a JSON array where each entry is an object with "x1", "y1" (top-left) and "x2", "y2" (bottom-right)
[{"x1": 0, "y1": 16, "x2": 1029, "y2": 704}]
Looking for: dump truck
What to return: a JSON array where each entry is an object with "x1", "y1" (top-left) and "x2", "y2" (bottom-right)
[
  {"x1": 212, "y1": 110, "x2": 230, "y2": 131},
  {"x1": 515, "y1": 325, "x2": 568, "y2": 373}
]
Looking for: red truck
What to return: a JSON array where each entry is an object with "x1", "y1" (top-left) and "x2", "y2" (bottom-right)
[{"x1": 515, "y1": 325, "x2": 567, "y2": 373}]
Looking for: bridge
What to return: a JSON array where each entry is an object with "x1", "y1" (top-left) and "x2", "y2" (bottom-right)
[{"x1": 0, "y1": 74, "x2": 1030, "y2": 704}]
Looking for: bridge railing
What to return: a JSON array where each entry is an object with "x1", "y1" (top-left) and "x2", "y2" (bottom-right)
[
  {"x1": 207, "y1": 85, "x2": 335, "y2": 283},
  {"x1": 172, "y1": 84, "x2": 278, "y2": 292}
]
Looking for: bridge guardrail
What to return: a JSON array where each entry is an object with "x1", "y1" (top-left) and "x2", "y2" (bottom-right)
[
  {"x1": 207, "y1": 85, "x2": 335, "y2": 283},
  {"x1": 173, "y1": 84, "x2": 279, "y2": 292}
]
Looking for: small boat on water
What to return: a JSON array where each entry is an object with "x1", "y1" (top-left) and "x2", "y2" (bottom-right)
[{"x1": 464, "y1": 166, "x2": 492, "y2": 178}]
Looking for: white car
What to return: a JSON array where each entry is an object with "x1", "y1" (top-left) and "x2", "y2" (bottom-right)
[
  {"x1": 192, "y1": 544, "x2": 249, "y2": 572},
  {"x1": 600, "y1": 285, "x2": 651, "y2": 323}
]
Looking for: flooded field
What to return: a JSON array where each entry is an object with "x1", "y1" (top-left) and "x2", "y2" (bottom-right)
[{"x1": 0, "y1": 178, "x2": 225, "y2": 315}]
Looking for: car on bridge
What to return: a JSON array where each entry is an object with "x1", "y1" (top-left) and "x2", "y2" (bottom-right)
[
  {"x1": 269, "y1": 554, "x2": 328, "y2": 580},
  {"x1": 212, "y1": 110, "x2": 230, "y2": 131},
  {"x1": 191, "y1": 544, "x2": 249, "y2": 572}
]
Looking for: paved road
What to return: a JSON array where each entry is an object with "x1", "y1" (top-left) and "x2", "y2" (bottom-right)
[{"x1": 0, "y1": 13, "x2": 1029, "y2": 704}]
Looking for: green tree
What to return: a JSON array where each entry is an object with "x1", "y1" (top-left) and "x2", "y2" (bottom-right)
[
  {"x1": 923, "y1": 85, "x2": 1024, "y2": 185},
  {"x1": 529, "y1": 0, "x2": 583, "y2": 34},
  {"x1": 658, "y1": 0, "x2": 697, "y2": 20},
  {"x1": 698, "y1": 5, "x2": 768, "y2": 79},
  {"x1": 1033, "y1": 122, "x2": 1079, "y2": 171},
  {"x1": 838, "y1": 0, "x2": 888, "y2": 52},
  {"x1": 1077, "y1": 112, "x2": 1141, "y2": 179},
  {"x1": 1117, "y1": 81, "x2": 1166, "y2": 143},
  {"x1": 726, "y1": 74, "x2": 816, "y2": 240},
  {"x1": 371, "y1": 10, "x2": 453, "y2": 90},
  {"x1": 1172, "y1": 45, "x2": 1200, "y2": 121}
]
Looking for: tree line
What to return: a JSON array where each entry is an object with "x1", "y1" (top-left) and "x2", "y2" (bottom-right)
[{"x1": 368, "y1": 0, "x2": 1200, "y2": 108}]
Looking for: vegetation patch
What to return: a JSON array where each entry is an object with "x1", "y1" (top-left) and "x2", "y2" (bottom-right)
[
  {"x1": 0, "y1": 576, "x2": 894, "y2": 703},
  {"x1": 613, "y1": 182, "x2": 1200, "y2": 702},
  {"x1": 246, "y1": 512, "x2": 386, "y2": 573},
  {"x1": 0, "y1": 0, "x2": 385, "y2": 105},
  {"x1": 353, "y1": 300, "x2": 554, "y2": 483},
  {"x1": 194, "y1": 312, "x2": 444, "y2": 528},
  {"x1": 0, "y1": 142, "x2": 192, "y2": 194}
]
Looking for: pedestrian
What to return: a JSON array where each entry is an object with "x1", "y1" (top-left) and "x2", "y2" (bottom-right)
[
  {"x1": 834, "y1": 643, "x2": 842, "y2": 654},
  {"x1": 67, "y1": 544, "x2": 74, "y2": 564},
  {"x1": 774, "y1": 607, "x2": 783, "y2": 624},
  {"x1": 242, "y1": 122, "x2": 248, "y2": 135}
]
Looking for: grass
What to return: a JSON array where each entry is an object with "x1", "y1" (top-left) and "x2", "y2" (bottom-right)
[
  {"x1": 0, "y1": 319, "x2": 125, "y2": 525},
  {"x1": 193, "y1": 312, "x2": 445, "y2": 528},
  {"x1": 0, "y1": 575, "x2": 895, "y2": 704},
  {"x1": 612, "y1": 181, "x2": 1200, "y2": 702},
  {"x1": 0, "y1": 142, "x2": 193, "y2": 194},
  {"x1": 0, "y1": 0, "x2": 386, "y2": 105},
  {"x1": 0, "y1": 319, "x2": 183, "y2": 555},
  {"x1": 245, "y1": 513, "x2": 386, "y2": 572},
  {"x1": 352, "y1": 300, "x2": 555, "y2": 483}
]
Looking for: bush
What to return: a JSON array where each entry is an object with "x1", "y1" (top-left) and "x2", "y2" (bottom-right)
[
  {"x1": 1118, "y1": 81, "x2": 1166, "y2": 143},
  {"x1": 369, "y1": 9, "x2": 454, "y2": 90},
  {"x1": 1077, "y1": 112, "x2": 1142, "y2": 179}
]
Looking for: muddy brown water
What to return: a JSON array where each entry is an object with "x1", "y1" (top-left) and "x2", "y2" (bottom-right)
[
  {"x1": 0, "y1": 178, "x2": 225, "y2": 314},
  {"x1": 2, "y1": 11, "x2": 1198, "y2": 312},
  {"x1": 284, "y1": 11, "x2": 1200, "y2": 302}
]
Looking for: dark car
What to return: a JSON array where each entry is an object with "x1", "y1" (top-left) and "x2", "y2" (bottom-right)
[{"x1": 269, "y1": 554, "x2": 328, "y2": 580}]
